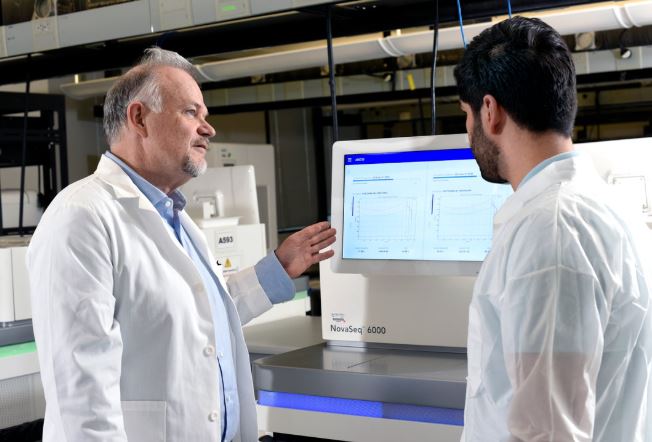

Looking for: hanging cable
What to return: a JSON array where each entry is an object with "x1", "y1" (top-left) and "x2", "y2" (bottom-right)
[
  {"x1": 19, "y1": 53, "x2": 31, "y2": 237},
  {"x1": 418, "y1": 97, "x2": 426, "y2": 136},
  {"x1": 326, "y1": 6, "x2": 339, "y2": 144},
  {"x1": 0, "y1": 158, "x2": 3, "y2": 236},
  {"x1": 430, "y1": 0, "x2": 440, "y2": 135},
  {"x1": 456, "y1": 0, "x2": 467, "y2": 49},
  {"x1": 507, "y1": 0, "x2": 513, "y2": 18}
]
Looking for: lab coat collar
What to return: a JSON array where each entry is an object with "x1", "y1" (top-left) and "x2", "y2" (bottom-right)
[
  {"x1": 93, "y1": 155, "x2": 220, "y2": 282},
  {"x1": 494, "y1": 152, "x2": 595, "y2": 228},
  {"x1": 94, "y1": 155, "x2": 158, "y2": 212}
]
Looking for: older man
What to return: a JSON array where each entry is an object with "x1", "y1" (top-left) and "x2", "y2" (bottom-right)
[
  {"x1": 456, "y1": 17, "x2": 652, "y2": 441},
  {"x1": 28, "y1": 47, "x2": 335, "y2": 442}
]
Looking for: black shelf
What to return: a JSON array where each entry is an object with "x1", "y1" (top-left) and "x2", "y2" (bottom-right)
[{"x1": 0, "y1": 92, "x2": 68, "y2": 235}]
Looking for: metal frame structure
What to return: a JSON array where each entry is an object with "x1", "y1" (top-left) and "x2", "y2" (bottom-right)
[{"x1": 0, "y1": 91, "x2": 68, "y2": 236}]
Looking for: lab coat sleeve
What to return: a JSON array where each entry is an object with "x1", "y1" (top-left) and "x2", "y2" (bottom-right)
[
  {"x1": 226, "y1": 266, "x2": 273, "y2": 325},
  {"x1": 28, "y1": 205, "x2": 127, "y2": 441},
  {"x1": 227, "y1": 252, "x2": 296, "y2": 325},
  {"x1": 500, "y1": 266, "x2": 603, "y2": 442}
]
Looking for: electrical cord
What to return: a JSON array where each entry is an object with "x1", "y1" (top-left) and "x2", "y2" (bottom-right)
[
  {"x1": 19, "y1": 53, "x2": 31, "y2": 237},
  {"x1": 0, "y1": 158, "x2": 3, "y2": 235},
  {"x1": 456, "y1": 0, "x2": 467, "y2": 49},
  {"x1": 430, "y1": 0, "x2": 440, "y2": 135},
  {"x1": 326, "y1": 6, "x2": 339, "y2": 144},
  {"x1": 508, "y1": 0, "x2": 513, "y2": 18},
  {"x1": 418, "y1": 97, "x2": 426, "y2": 136}
]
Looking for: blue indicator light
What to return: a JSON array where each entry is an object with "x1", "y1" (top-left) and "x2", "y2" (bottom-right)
[{"x1": 257, "y1": 390, "x2": 464, "y2": 426}]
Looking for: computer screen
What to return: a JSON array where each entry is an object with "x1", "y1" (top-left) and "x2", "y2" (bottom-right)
[{"x1": 330, "y1": 134, "x2": 512, "y2": 276}]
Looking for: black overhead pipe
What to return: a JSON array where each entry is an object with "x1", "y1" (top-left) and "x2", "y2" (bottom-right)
[
  {"x1": 326, "y1": 6, "x2": 339, "y2": 144},
  {"x1": 430, "y1": 0, "x2": 440, "y2": 136},
  {"x1": 593, "y1": 25, "x2": 652, "y2": 51}
]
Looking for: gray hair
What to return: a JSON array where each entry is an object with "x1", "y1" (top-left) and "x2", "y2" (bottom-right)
[{"x1": 103, "y1": 47, "x2": 202, "y2": 145}]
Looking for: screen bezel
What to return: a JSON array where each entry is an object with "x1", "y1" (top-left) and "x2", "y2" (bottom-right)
[{"x1": 330, "y1": 133, "x2": 498, "y2": 276}]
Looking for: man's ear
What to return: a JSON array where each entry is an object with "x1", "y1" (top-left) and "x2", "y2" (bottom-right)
[
  {"x1": 481, "y1": 94, "x2": 506, "y2": 136},
  {"x1": 126, "y1": 101, "x2": 149, "y2": 138}
]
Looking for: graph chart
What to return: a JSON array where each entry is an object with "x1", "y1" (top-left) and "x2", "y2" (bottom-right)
[
  {"x1": 431, "y1": 193, "x2": 504, "y2": 242},
  {"x1": 352, "y1": 195, "x2": 418, "y2": 241}
]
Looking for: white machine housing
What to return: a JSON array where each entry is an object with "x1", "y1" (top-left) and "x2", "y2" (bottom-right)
[
  {"x1": 324, "y1": 134, "x2": 490, "y2": 348},
  {"x1": 205, "y1": 143, "x2": 278, "y2": 251},
  {"x1": 1, "y1": 190, "x2": 42, "y2": 229},
  {"x1": 320, "y1": 262, "x2": 474, "y2": 348},
  {"x1": 322, "y1": 135, "x2": 652, "y2": 349},
  {"x1": 577, "y1": 137, "x2": 652, "y2": 226},
  {"x1": 181, "y1": 165, "x2": 260, "y2": 225},
  {"x1": 0, "y1": 237, "x2": 31, "y2": 323},
  {"x1": 202, "y1": 223, "x2": 266, "y2": 276},
  {"x1": 180, "y1": 165, "x2": 266, "y2": 275}
]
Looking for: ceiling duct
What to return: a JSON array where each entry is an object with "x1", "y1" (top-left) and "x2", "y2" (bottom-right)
[
  {"x1": 60, "y1": 77, "x2": 119, "y2": 100},
  {"x1": 61, "y1": 0, "x2": 652, "y2": 99}
]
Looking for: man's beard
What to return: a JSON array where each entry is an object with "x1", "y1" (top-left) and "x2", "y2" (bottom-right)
[
  {"x1": 182, "y1": 154, "x2": 207, "y2": 177},
  {"x1": 471, "y1": 120, "x2": 508, "y2": 184}
]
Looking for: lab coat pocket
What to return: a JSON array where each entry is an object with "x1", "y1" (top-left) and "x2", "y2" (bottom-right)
[{"x1": 121, "y1": 400, "x2": 167, "y2": 442}]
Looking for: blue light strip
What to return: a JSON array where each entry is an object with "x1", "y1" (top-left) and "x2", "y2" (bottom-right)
[{"x1": 257, "y1": 390, "x2": 464, "y2": 427}]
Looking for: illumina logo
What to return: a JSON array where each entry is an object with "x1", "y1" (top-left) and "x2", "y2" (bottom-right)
[{"x1": 331, "y1": 313, "x2": 346, "y2": 323}]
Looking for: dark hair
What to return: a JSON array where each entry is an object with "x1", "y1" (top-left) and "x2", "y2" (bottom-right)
[{"x1": 454, "y1": 16, "x2": 577, "y2": 137}]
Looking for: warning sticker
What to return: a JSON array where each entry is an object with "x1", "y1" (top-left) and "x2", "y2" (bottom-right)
[{"x1": 218, "y1": 255, "x2": 241, "y2": 274}]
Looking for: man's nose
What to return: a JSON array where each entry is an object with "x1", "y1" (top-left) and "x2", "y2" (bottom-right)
[{"x1": 199, "y1": 120, "x2": 216, "y2": 138}]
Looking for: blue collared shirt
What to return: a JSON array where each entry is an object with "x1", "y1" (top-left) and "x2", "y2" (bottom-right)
[{"x1": 105, "y1": 152, "x2": 293, "y2": 441}]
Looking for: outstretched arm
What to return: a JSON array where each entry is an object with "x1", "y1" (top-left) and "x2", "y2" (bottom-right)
[{"x1": 227, "y1": 221, "x2": 336, "y2": 324}]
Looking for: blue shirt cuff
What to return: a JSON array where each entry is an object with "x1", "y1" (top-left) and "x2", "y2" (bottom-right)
[{"x1": 255, "y1": 251, "x2": 295, "y2": 304}]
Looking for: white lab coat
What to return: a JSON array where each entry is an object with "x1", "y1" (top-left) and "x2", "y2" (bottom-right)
[
  {"x1": 27, "y1": 156, "x2": 274, "y2": 442},
  {"x1": 464, "y1": 153, "x2": 652, "y2": 441}
]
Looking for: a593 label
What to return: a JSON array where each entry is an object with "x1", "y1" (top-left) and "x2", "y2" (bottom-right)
[{"x1": 216, "y1": 231, "x2": 236, "y2": 249}]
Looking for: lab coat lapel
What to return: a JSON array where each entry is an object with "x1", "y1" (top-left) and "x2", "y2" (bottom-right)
[
  {"x1": 179, "y1": 214, "x2": 258, "y2": 442},
  {"x1": 179, "y1": 211, "x2": 211, "y2": 263},
  {"x1": 179, "y1": 211, "x2": 229, "y2": 289},
  {"x1": 93, "y1": 156, "x2": 206, "y2": 288},
  {"x1": 94, "y1": 156, "x2": 158, "y2": 211}
]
